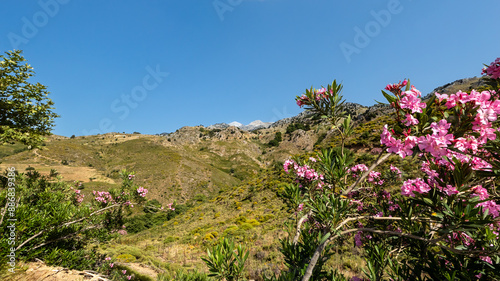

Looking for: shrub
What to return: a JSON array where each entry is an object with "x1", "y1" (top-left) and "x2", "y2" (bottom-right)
[
  {"x1": 201, "y1": 238, "x2": 249, "y2": 281},
  {"x1": 116, "y1": 254, "x2": 136, "y2": 263}
]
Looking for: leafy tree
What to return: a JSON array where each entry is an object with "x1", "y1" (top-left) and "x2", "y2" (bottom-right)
[
  {"x1": 0, "y1": 50, "x2": 58, "y2": 148},
  {"x1": 269, "y1": 132, "x2": 283, "y2": 147}
]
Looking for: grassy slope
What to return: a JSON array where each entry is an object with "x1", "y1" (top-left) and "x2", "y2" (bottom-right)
[{"x1": 0, "y1": 112, "x2": 425, "y2": 280}]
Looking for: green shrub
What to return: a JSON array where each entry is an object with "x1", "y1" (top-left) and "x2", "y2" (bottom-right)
[
  {"x1": 164, "y1": 236, "x2": 180, "y2": 244},
  {"x1": 201, "y1": 238, "x2": 249, "y2": 281},
  {"x1": 116, "y1": 253, "x2": 136, "y2": 263}
]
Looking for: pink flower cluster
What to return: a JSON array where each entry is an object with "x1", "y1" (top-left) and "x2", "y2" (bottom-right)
[
  {"x1": 399, "y1": 86, "x2": 427, "y2": 114},
  {"x1": 296, "y1": 95, "x2": 309, "y2": 107},
  {"x1": 284, "y1": 159, "x2": 323, "y2": 182},
  {"x1": 389, "y1": 165, "x2": 401, "y2": 176},
  {"x1": 296, "y1": 88, "x2": 332, "y2": 107},
  {"x1": 93, "y1": 191, "x2": 114, "y2": 204},
  {"x1": 380, "y1": 125, "x2": 416, "y2": 158},
  {"x1": 367, "y1": 171, "x2": 383, "y2": 185},
  {"x1": 137, "y1": 186, "x2": 148, "y2": 197},
  {"x1": 385, "y1": 79, "x2": 407, "y2": 92},
  {"x1": 472, "y1": 185, "x2": 500, "y2": 218},
  {"x1": 74, "y1": 189, "x2": 84, "y2": 203},
  {"x1": 400, "y1": 178, "x2": 430, "y2": 197},
  {"x1": 297, "y1": 203, "x2": 304, "y2": 212},
  {"x1": 382, "y1": 88, "x2": 499, "y2": 167},
  {"x1": 348, "y1": 164, "x2": 368, "y2": 178},
  {"x1": 166, "y1": 203, "x2": 175, "y2": 211},
  {"x1": 128, "y1": 174, "x2": 135, "y2": 180},
  {"x1": 482, "y1": 57, "x2": 500, "y2": 79}
]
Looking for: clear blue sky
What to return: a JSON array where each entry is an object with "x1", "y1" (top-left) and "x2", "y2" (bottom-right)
[{"x1": 1, "y1": 0, "x2": 499, "y2": 137}]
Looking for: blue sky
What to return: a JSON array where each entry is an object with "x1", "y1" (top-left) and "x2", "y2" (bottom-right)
[{"x1": 1, "y1": 0, "x2": 499, "y2": 137}]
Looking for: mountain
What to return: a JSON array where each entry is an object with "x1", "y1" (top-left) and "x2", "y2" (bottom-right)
[
  {"x1": 228, "y1": 121, "x2": 243, "y2": 127},
  {"x1": 207, "y1": 120, "x2": 273, "y2": 131}
]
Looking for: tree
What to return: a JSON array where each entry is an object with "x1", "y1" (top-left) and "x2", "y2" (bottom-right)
[
  {"x1": 270, "y1": 58, "x2": 500, "y2": 280},
  {"x1": 0, "y1": 50, "x2": 58, "y2": 148}
]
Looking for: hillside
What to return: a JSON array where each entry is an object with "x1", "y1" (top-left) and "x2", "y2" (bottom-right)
[{"x1": 0, "y1": 76, "x2": 491, "y2": 280}]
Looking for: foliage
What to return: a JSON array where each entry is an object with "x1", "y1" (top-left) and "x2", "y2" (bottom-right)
[
  {"x1": 273, "y1": 58, "x2": 500, "y2": 280},
  {"x1": 201, "y1": 237, "x2": 249, "y2": 281},
  {"x1": 158, "y1": 269, "x2": 213, "y2": 281},
  {"x1": 286, "y1": 123, "x2": 311, "y2": 134},
  {"x1": 0, "y1": 50, "x2": 59, "y2": 148},
  {"x1": 0, "y1": 168, "x2": 166, "y2": 271},
  {"x1": 268, "y1": 132, "x2": 283, "y2": 147}
]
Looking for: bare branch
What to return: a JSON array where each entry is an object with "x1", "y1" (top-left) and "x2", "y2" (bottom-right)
[
  {"x1": 293, "y1": 211, "x2": 312, "y2": 245},
  {"x1": 0, "y1": 199, "x2": 8, "y2": 226},
  {"x1": 29, "y1": 224, "x2": 102, "y2": 251},
  {"x1": 16, "y1": 203, "x2": 121, "y2": 251},
  {"x1": 343, "y1": 152, "x2": 392, "y2": 195}
]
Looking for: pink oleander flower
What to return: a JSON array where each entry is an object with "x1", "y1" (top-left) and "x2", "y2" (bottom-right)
[
  {"x1": 105, "y1": 257, "x2": 111, "y2": 261},
  {"x1": 283, "y1": 159, "x2": 297, "y2": 173},
  {"x1": 296, "y1": 95, "x2": 310, "y2": 107},
  {"x1": 128, "y1": 174, "x2": 135, "y2": 180},
  {"x1": 367, "y1": 171, "x2": 383, "y2": 185},
  {"x1": 435, "y1": 92, "x2": 448, "y2": 102},
  {"x1": 297, "y1": 203, "x2": 304, "y2": 212},
  {"x1": 399, "y1": 86, "x2": 426, "y2": 113},
  {"x1": 109, "y1": 263, "x2": 114, "y2": 268},
  {"x1": 480, "y1": 256, "x2": 493, "y2": 265},
  {"x1": 122, "y1": 270, "x2": 127, "y2": 274},
  {"x1": 477, "y1": 200, "x2": 500, "y2": 218},
  {"x1": 94, "y1": 191, "x2": 114, "y2": 204},
  {"x1": 167, "y1": 203, "x2": 175, "y2": 211},
  {"x1": 127, "y1": 276, "x2": 132, "y2": 280},
  {"x1": 137, "y1": 186, "x2": 148, "y2": 197},
  {"x1": 482, "y1": 57, "x2": 500, "y2": 79},
  {"x1": 471, "y1": 185, "x2": 489, "y2": 200},
  {"x1": 315, "y1": 88, "x2": 327, "y2": 100},
  {"x1": 380, "y1": 125, "x2": 415, "y2": 158},
  {"x1": 385, "y1": 80, "x2": 407, "y2": 93},
  {"x1": 390, "y1": 165, "x2": 401, "y2": 175},
  {"x1": 403, "y1": 113, "x2": 419, "y2": 126},
  {"x1": 401, "y1": 178, "x2": 430, "y2": 197}
]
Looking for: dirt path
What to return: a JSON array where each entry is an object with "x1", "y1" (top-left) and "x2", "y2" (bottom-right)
[
  {"x1": 2, "y1": 261, "x2": 111, "y2": 281},
  {"x1": 33, "y1": 149, "x2": 61, "y2": 163}
]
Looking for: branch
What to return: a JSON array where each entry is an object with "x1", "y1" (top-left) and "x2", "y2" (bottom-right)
[
  {"x1": 16, "y1": 203, "x2": 121, "y2": 251},
  {"x1": 29, "y1": 224, "x2": 102, "y2": 251},
  {"x1": 343, "y1": 152, "x2": 392, "y2": 195},
  {"x1": 0, "y1": 199, "x2": 8, "y2": 226},
  {"x1": 334, "y1": 215, "x2": 432, "y2": 232},
  {"x1": 293, "y1": 211, "x2": 312, "y2": 245},
  {"x1": 301, "y1": 225, "x2": 486, "y2": 281}
]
